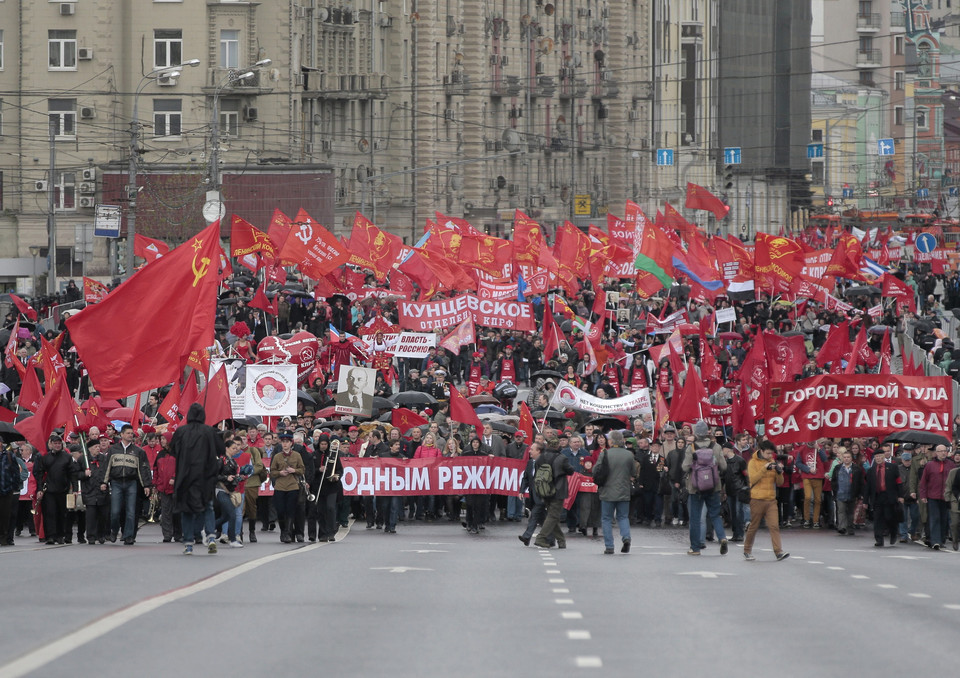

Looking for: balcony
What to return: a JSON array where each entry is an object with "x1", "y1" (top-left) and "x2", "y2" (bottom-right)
[
  {"x1": 856, "y1": 48, "x2": 882, "y2": 67},
  {"x1": 307, "y1": 73, "x2": 388, "y2": 100},
  {"x1": 443, "y1": 71, "x2": 470, "y2": 96},
  {"x1": 856, "y1": 13, "x2": 881, "y2": 32}
]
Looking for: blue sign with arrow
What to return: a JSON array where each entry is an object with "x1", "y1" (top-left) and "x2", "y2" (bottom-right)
[
  {"x1": 723, "y1": 147, "x2": 741, "y2": 165},
  {"x1": 656, "y1": 149, "x2": 674, "y2": 166}
]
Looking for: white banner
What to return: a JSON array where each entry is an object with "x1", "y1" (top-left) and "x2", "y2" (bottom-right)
[
  {"x1": 210, "y1": 358, "x2": 247, "y2": 419},
  {"x1": 550, "y1": 381, "x2": 653, "y2": 416},
  {"x1": 244, "y1": 364, "x2": 298, "y2": 416},
  {"x1": 715, "y1": 307, "x2": 737, "y2": 325}
]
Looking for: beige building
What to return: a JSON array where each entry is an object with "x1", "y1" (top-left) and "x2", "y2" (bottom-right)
[{"x1": 0, "y1": 0, "x2": 733, "y2": 293}]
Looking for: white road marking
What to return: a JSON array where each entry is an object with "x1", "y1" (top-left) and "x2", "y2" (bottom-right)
[
  {"x1": 370, "y1": 566, "x2": 434, "y2": 573},
  {"x1": 807, "y1": 561, "x2": 824, "y2": 564},
  {"x1": 567, "y1": 630, "x2": 591, "y2": 640},
  {"x1": 575, "y1": 656, "x2": 603, "y2": 668},
  {"x1": 0, "y1": 542, "x2": 327, "y2": 678},
  {"x1": 549, "y1": 578, "x2": 565, "y2": 583},
  {"x1": 826, "y1": 566, "x2": 845, "y2": 571},
  {"x1": 884, "y1": 555, "x2": 930, "y2": 560},
  {"x1": 561, "y1": 611, "x2": 583, "y2": 619},
  {"x1": 877, "y1": 584, "x2": 898, "y2": 589},
  {"x1": 677, "y1": 571, "x2": 734, "y2": 579},
  {"x1": 851, "y1": 575, "x2": 870, "y2": 579},
  {"x1": 555, "y1": 598, "x2": 574, "y2": 604},
  {"x1": 944, "y1": 604, "x2": 960, "y2": 610},
  {"x1": 411, "y1": 542, "x2": 452, "y2": 545},
  {"x1": 552, "y1": 588, "x2": 570, "y2": 593},
  {"x1": 908, "y1": 593, "x2": 931, "y2": 598},
  {"x1": 546, "y1": 569, "x2": 561, "y2": 573},
  {"x1": 400, "y1": 549, "x2": 448, "y2": 554},
  {"x1": 791, "y1": 556, "x2": 806, "y2": 560}
]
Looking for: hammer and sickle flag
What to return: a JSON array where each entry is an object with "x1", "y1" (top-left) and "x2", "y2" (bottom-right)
[{"x1": 66, "y1": 221, "x2": 223, "y2": 399}]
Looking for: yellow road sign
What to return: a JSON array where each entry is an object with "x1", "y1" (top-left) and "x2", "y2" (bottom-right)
[{"x1": 574, "y1": 194, "x2": 591, "y2": 215}]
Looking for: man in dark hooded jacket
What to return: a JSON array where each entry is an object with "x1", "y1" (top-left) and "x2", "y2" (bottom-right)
[{"x1": 171, "y1": 403, "x2": 223, "y2": 555}]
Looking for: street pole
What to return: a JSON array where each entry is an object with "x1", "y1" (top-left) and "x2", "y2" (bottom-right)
[{"x1": 48, "y1": 117, "x2": 57, "y2": 295}]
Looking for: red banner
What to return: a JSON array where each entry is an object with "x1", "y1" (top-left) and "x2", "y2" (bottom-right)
[
  {"x1": 477, "y1": 278, "x2": 519, "y2": 300},
  {"x1": 340, "y1": 456, "x2": 526, "y2": 496},
  {"x1": 398, "y1": 293, "x2": 535, "y2": 332},
  {"x1": 764, "y1": 375, "x2": 952, "y2": 444}
]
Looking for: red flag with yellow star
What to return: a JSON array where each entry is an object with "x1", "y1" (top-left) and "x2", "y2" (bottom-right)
[
  {"x1": 200, "y1": 365, "x2": 233, "y2": 425},
  {"x1": 65, "y1": 222, "x2": 223, "y2": 399}
]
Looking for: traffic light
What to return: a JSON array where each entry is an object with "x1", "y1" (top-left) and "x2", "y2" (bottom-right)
[
  {"x1": 723, "y1": 165, "x2": 735, "y2": 190},
  {"x1": 826, "y1": 196, "x2": 834, "y2": 207}
]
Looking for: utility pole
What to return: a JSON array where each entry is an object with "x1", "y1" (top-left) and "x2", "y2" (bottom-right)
[{"x1": 48, "y1": 117, "x2": 58, "y2": 295}]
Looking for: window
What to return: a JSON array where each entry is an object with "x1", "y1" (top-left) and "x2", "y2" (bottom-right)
[
  {"x1": 220, "y1": 29, "x2": 239, "y2": 68},
  {"x1": 55, "y1": 172, "x2": 76, "y2": 211},
  {"x1": 0, "y1": 99, "x2": 3, "y2": 136},
  {"x1": 154, "y1": 29, "x2": 182, "y2": 69},
  {"x1": 895, "y1": 106, "x2": 904, "y2": 126},
  {"x1": 48, "y1": 98, "x2": 76, "y2": 138},
  {"x1": 917, "y1": 107, "x2": 928, "y2": 130},
  {"x1": 895, "y1": 36, "x2": 905, "y2": 55},
  {"x1": 48, "y1": 30, "x2": 77, "y2": 70},
  {"x1": 153, "y1": 99, "x2": 182, "y2": 138},
  {"x1": 811, "y1": 129, "x2": 823, "y2": 142},
  {"x1": 219, "y1": 99, "x2": 239, "y2": 137},
  {"x1": 811, "y1": 162, "x2": 824, "y2": 186},
  {"x1": 895, "y1": 71, "x2": 905, "y2": 90}
]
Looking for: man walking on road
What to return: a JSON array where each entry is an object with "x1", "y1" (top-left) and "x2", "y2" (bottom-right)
[
  {"x1": 598, "y1": 431, "x2": 638, "y2": 555},
  {"x1": 743, "y1": 441, "x2": 789, "y2": 562},
  {"x1": 103, "y1": 425, "x2": 153, "y2": 545},
  {"x1": 533, "y1": 432, "x2": 572, "y2": 550},
  {"x1": 171, "y1": 403, "x2": 223, "y2": 555}
]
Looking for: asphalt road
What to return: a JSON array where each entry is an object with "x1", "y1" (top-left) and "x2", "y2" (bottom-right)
[{"x1": 0, "y1": 519, "x2": 957, "y2": 677}]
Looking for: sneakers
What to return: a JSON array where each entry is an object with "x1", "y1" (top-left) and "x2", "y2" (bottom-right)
[
  {"x1": 933, "y1": 543, "x2": 942, "y2": 551},
  {"x1": 621, "y1": 538, "x2": 631, "y2": 554},
  {"x1": 743, "y1": 552, "x2": 755, "y2": 561},
  {"x1": 720, "y1": 539, "x2": 729, "y2": 556},
  {"x1": 207, "y1": 539, "x2": 218, "y2": 555},
  {"x1": 603, "y1": 548, "x2": 615, "y2": 555},
  {"x1": 775, "y1": 551, "x2": 790, "y2": 561},
  {"x1": 229, "y1": 540, "x2": 244, "y2": 548},
  {"x1": 183, "y1": 545, "x2": 193, "y2": 555},
  {"x1": 219, "y1": 534, "x2": 229, "y2": 544},
  {"x1": 687, "y1": 549, "x2": 701, "y2": 555},
  {"x1": 671, "y1": 518, "x2": 679, "y2": 526}
]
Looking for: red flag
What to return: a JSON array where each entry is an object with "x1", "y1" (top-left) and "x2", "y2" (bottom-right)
[
  {"x1": 737, "y1": 337, "x2": 768, "y2": 420},
  {"x1": 37, "y1": 336, "x2": 66, "y2": 392},
  {"x1": 83, "y1": 277, "x2": 110, "y2": 304},
  {"x1": 542, "y1": 308, "x2": 563, "y2": 362},
  {"x1": 846, "y1": 325, "x2": 878, "y2": 374},
  {"x1": 249, "y1": 284, "x2": 279, "y2": 316},
  {"x1": 825, "y1": 233, "x2": 864, "y2": 279},
  {"x1": 200, "y1": 366, "x2": 232, "y2": 425},
  {"x1": 669, "y1": 362, "x2": 707, "y2": 424},
  {"x1": 15, "y1": 377, "x2": 76, "y2": 452},
  {"x1": 133, "y1": 234, "x2": 170, "y2": 264},
  {"x1": 878, "y1": 330, "x2": 892, "y2": 375},
  {"x1": 10, "y1": 294, "x2": 38, "y2": 322},
  {"x1": 230, "y1": 214, "x2": 278, "y2": 259},
  {"x1": 348, "y1": 212, "x2": 404, "y2": 281},
  {"x1": 881, "y1": 273, "x2": 916, "y2": 313},
  {"x1": 512, "y1": 211, "x2": 544, "y2": 267},
  {"x1": 179, "y1": 374, "x2": 200, "y2": 414},
  {"x1": 700, "y1": 341, "x2": 721, "y2": 386},
  {"x1": 662, "y1": 202, "x2": 699, "y2": 239},
  {"x1": 158, "y1": 382, "x2": 182, "y2": 424},
  {"x1": 518, "y1": 401, "x2": 535, "y2": 443},
  {"x1": 754, "y1": 233, "x2": 805, "y2": 292},
  {"x1": 268, "y1": 208, "x2": 294, "y2": 263},
  {"x1": 761, "y1": 331, "x2": 806, "y2": 381},
  {"x1": 65, "y1": 222, "x2": 222, "y2": 399},
  {"x1": 4, "y1": 318, "x2": 21, "y2": 373},
  {"x1": 816, "y1": 321, "x2": 851, "y2": 368},
  {"x1": 448, "y1": 384, "x2": 484, "y2": 437},
  {"x1": 392, "y1": 407, "x2": 428, "y2": 432},
  {"x1": 458, "y1": 233, "x2": 513, "y2": 278},
  {"x1": 439, "y1": 317, "x2": 476, "y2": 353},
  {"x1": 685, "y1": 183, "x2": 729, "y2": 220},
  {"x1": 19, "y1": 363, "x2": 43, "y2": 412},
  {"x1": 278, "y1": 208, "x2": 349, "y2": 278},
  {"x1": 732, "y1": 384, "x2": 756, "y2": 436},
  {"x1": 654, "y1": 389, "x2": 670, "y2": 439},
  {"x1": 554, "y1": 222, "x2": 593, "y2": 281},
  {"x1": 0, "y1": 405, "x2": 16, "y2": 423}
]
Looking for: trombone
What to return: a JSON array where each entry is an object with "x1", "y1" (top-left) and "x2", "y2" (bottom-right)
[{"x1": 311, "y1": 439, "x2": 341, "y2": 504}]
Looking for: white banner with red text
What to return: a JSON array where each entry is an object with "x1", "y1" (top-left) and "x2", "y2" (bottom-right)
[
  {"x1": 398, "y1": 294, "x2": 536, "y2": 332},
  {"x1": 340, "y1": 456, "x2": 526, "y2": 496},
  {"x1": 763, "y1": 374, "x2": 952, "y2": 444},
  {"x1": 551, "y1": 381, "x2": 653, "y2": 417}
]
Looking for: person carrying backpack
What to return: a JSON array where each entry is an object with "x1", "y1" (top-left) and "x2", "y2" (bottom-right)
[
  {"x1": 533, "y1": 431, "x2": 574, "y2": 550},
  {"x1": 681, "y1": 420, "x2": 728, "y2": 556}
]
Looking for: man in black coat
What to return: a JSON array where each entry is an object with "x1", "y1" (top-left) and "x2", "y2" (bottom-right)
[
  {"x1": 33, "y1": 433, "x2": 78, "y2": 545},
  {"x1": 534, "y1": 432, "x2": 574, "y2": 549},
  {"x1": 865, "y1": 445, "x2": 904, "y2": 547},
  {"x1": 78, "y1": 440, "x2": 110, "y2": 544},
  {"x1": 171, "y1": 403, "x2": 223, "y2": 555}
]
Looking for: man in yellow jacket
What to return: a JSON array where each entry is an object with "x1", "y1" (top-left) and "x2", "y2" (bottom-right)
[{"x1": 743, "y1": 440, "x2": 789, "y2": 562}]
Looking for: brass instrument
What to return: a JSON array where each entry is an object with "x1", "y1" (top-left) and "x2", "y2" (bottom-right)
[{"x1": 312, "y1": 439, "x2": 341, "y2": 505}]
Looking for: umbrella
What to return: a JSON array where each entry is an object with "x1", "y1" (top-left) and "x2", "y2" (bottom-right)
[
  {"x1": 107, "y1": 407, "x2": 137, "y2": 420},
  {"x1": 389, "y1": 391, "x2": 438, "y2": 406},
  {"x1": 781, "y1": 331, "x2": 805, "y2": 337},
  {"x1": 296, "y1": 389, "x2": 316, "y2": 404},
  {"x1": 231, "y1": 416, "x2": 261, "y2": 428},
  {"x1": 560, "y1": 319, "x2": 573, "y2": 332},
  {"x1": 217, "y1": 297, "x2": 250, "y2": 306},
  {"x1": 372, "y1": 396, "x2": 395, "y2": 411},
  {"x1": 843, "y1": 285, "x2": 881, "y2": 297},
  {"x1": 488, "y1": 421, "x2": 517, "y2": 435},
  {"x1": 467, "y1": 394, "x2": 500, "y2": 405},
  {"x1": 532, "y1": 410, "x2": 566, "y2": 423},
  {"x1": 111, "y1": 419, "x2": 129, "y2": 429},
  {"x1": 913, "y1": 320, "x2": 935, "y2": 333},
  {"x1": 314, "y1": 406, "x2": 339, "y2": 419},
  {"x1": 530, "y1": 369, "x2": 563, "y2": 380},
  {"x1": 327, "y1": 294, "x2": 351, "y2": 306},
  {"x1": 475, "y1": 404, "x2": 507, "y2": 415},
  {"x1": 580, "y1": 416, "x2": 627, "y2": 432},
  {"x1": 883, "y1": 430, "x2": 951, "y2": 447},
  {"x1": 719, "y1": 332, "x2": 743, "y2": 341},
  {"x1": 0, "y1": 421, "x2": 25, "y2": 442},
  {"x1": 868, "y1": 325, "x2": 892, "y2": 335},
  {"x1": 15, "y1": 411, "x2": 33, "y2": 423},
  {"x1": 677, "y1": 323, "x2": 700, "y2": 336}
]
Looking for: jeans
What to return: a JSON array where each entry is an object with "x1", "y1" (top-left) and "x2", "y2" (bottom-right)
[
  {"x1": 507, "y1": 495, "x2": 524, "y2": 520},
  {"x1": 727, "y1": 495, "x2": 746, "y2": 539},
  {"x1": 900, "y1": 502, "x2": 920, "y2": 539},
  {"x1": 110, "y1": 479, "x2": 139, "y2": 540},
  {"x1": 688, "y1": 491, "x2": 726, "y2": 550},
  {"x1": 642, "y1": 490, "x2": 663, "y2": 525},
  {"x1": 181, "y1": 501, "x2": 216, "y2": 545},
  {"x1": 213, "y1": 490, "x2": 237, "y2": 541},
  {"x1": 522, "y1": 502, "x2": 547, "y2": 540},
  {"x1": 601, "y1": 500, "x2": 631, "y2": 550},
  {"x1": 928, "y1": 499, "x2": 950, "y2": 546}
]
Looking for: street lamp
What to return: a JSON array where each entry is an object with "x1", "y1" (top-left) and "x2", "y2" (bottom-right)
[
  {"x1": 125, "y1": 59, "x2": 200, "y2": 279},
  {"x1": 28, "y1": 245, "x2": 41, "y2": 297},
  {"x1": 207, "y1": 59, "x2": 271, "y2": 223}
]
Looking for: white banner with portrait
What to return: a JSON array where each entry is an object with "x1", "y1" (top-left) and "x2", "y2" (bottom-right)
[
  {"x1": 334, "y1": 365, "x2": 378, "y2": 417},
  {"x1": 244, "y1": 364, "x2": 298, "y2": 417}
]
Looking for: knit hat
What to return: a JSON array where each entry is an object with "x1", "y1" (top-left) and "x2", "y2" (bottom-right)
[
  {"x1": 693, "y1": 420, "x2": 710, "y2": 438},
  {"x1": 900, "y1": 452, "x2": 912, "y2": 461}
]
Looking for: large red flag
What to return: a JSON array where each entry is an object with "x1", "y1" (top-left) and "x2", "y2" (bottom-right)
[
  {"x1": 200, "y1": 366, "x2": 233, "y2": 425},
  {"x1": 10, "y1": 294, "x2": 38, "y2": 322},
  {"x1": 158, "y1": 382, "x2": 182, "y2": 424},
  {"x1": 19, "y1": 363, "x2": 43, "y2": 412},
  {"x1": 83, "y1": 277, "x2": 110, "y2": 304},
  {"x1": 278, "y1": 208, "x2": 348, "y2": 278},
  {"x1": 685, "y1": 183, "x2": 730, "y2": 220},
  {"x1": 845, "y1": 325, "x2": 878, "y2": 374},
  {"x1": 518, "y1": 401, "x2": 535, "y2": 443},
  {"x1": 448, "y1": 384, "x2": 483, "y2": 436},
  {"x1": 458, "y1": 233, "x2": 513, "y2": 278},
  {"x1": 669, "y1": 362, "x2": 707, "y2": 424},
  {"x1": 65, "y1": 222, "x2": 223, "y2": 399},
  {"x1": 230, "y1": 214, "x2": 278, "y2": 259},
  {"x1": 268, "y1": 208, "x2": 294, "y2": 264},
  {"x1": 662, "y1": 202, "x2": 699, "y2": 240},
  {"x1": 761, "y1": 331, "x2": 806, "y2": 381},
  {"x1": 392, "y1": 407, "x2": 429, "y2": 432},
  {"x1": 825, "y1": 233, "x2": 864, "y2": 279},
  {"x1": 133, "y1": 234, "x2": 170, "y2": 264},
  {"x1": 15, "y1": 377, "x2": 76, "y2": 452},
  {"x1": 881, "y1": 273, "x2": 916, "y2": 313},
  {"x1": 816, "y1": 321, "x2": 851, "y2": 368},
  {"x1": 754, "y1": 233, "x2": 805, "y2": 293},
  {"x1": 349, "y1": 212, "x2": 404, "y2": 281},
  {"x1": 512, "y1": 210, "x2": 544, "y2": 267}
]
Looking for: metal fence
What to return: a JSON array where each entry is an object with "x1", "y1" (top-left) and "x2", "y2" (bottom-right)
[{"x1": 902, "y1": 320, "x2": 960, "y2": 419}]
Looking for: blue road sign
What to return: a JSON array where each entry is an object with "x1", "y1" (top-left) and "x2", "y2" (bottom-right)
[
  {"x1": 915, "y1": 232, "x2": 937, "y2": 254},
  {"x1": 723, "y1": 147, "x2": 742, "y2": 165},
  {"x1": 877, "y1": 138, "x2": 895, "y2": 156},
  {"x1": 950, "y1": 187, "x2": 959, "y2": 197},
  {"x1": 842, "y1": 188, "x2": 854, "y2": 199},
  {"x1": 656, "y1": 149, "x2": 674, "y2": 166},
  {"x1": 807, "y1": 143, "x2": 823, "y2": 159},
  {"x1": 916, "y1": 188, "x2": 929, "y2": 199}
]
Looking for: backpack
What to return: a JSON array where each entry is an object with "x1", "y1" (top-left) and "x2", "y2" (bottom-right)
[
  {"x1": 691, "y1": 448, "x2": 719, "y2": 493},
  {"x1": 534, "y1": 460, "x2": 556, "y2": 499},
  {"x1": 592, "y1": 452, "x2": 610, "y2": 487}
]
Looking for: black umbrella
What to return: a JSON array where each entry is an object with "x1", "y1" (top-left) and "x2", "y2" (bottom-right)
[
  {"x1": 532, "y1": 410, "x2": 566, "y2": 423},
  {"x1": 844, "y1": 285, "x2": 881, "y2": 297},
  {"x1": 327, "y1": 294, "x2": 351, "y2": 306},
  {"x1": 372, "y1": 396, "x2": 395, "y2": 411},
  {"x1": 530, "y1": 369, "x2": 563, "y2": 381},
  {"x1": 560, "y1": 319, "x2": 573, "y2": 332},
  {"x1": 0, "y1": 421, "x2": 25, "y2": 442},
  {"x1": 951, "y1": 308, "x2": 960, "y2": 322},
  {"x1": 781, "y1": 331, "x2": 805, "y2": 337},
  {"x1": 489, "y1": 421, "x2": 517, "y2": 435},
  {"x1": 231, "y1": 416, "x2": 261, "y2": 428},
  {"x1": 389, "y1": 391, "x2": 438, "y2": 406},
  {"x1": 883, "y1": 430, "x2": 951, "y2": 447},
  {"x1": 913, "y1": 320, "x2": 935, "y2": 333},
  {"x1": 14, "y1": 411, "x2": 33, "y2": 423},
  {"x1": 868, "y1": 325, "x2": 892, "y2": 335},
  {"x1": 579, "y1": 416, "x2": 627, "y2": 432},
  {"x1": 218, "y1": 297, "x2": 251, "y2": 306},
  {"x1": 296, "y1": 389, "x2": 316, "y2": 404}
]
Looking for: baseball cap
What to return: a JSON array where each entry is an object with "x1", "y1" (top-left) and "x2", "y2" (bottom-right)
[{"x1": 348, "y1": 426, "x2": 359, "y2": 432}]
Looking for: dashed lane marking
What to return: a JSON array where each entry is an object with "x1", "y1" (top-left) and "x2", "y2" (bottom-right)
[
  {"x1": 552, "y1": 588, "x2": 570, "y2": 593},
  {"x1": 561, "y1": 611, "x2": 583, "y2": 619},
  {"x1": 908, "y1": 593, "x2": 931, "y2": 598},
  {"x1": 567, "y1": 630, "x2": 591, "y2": 640},
  {"x1": 555, "y1": 598, "x2": 574, "y2": 604},
  {"x1": 549, "y1": 578, "x2": 565, "y2": 583},
  {"x1": 575, "y1": 656, "x2": 603, "y2": 668},
  {"x1": 877, "y1": 584, "x2": 898, "y2": 589}
]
